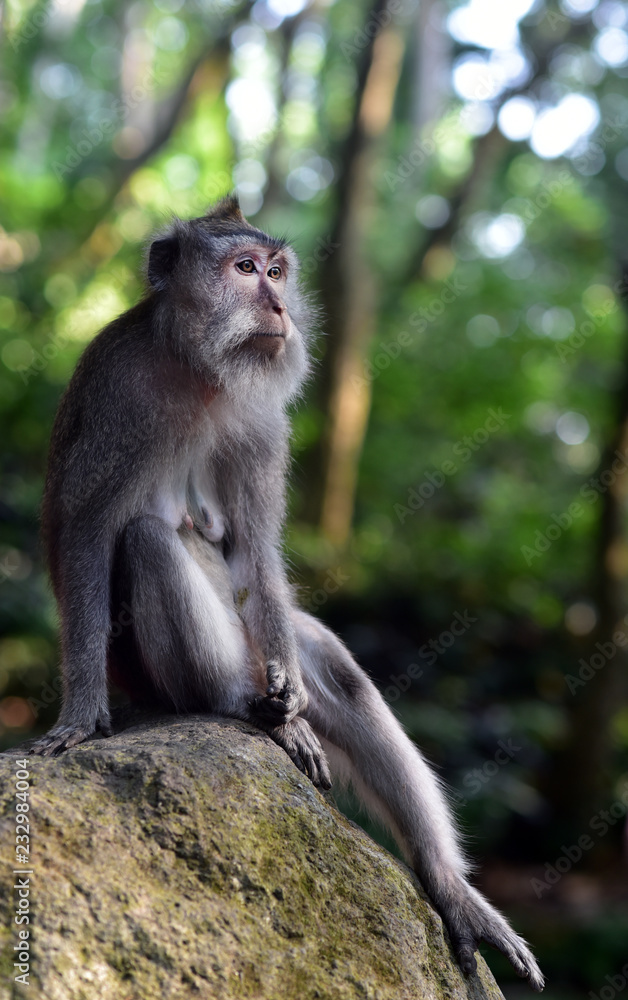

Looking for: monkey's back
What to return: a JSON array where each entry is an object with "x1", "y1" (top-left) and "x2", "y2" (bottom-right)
[{"x1": 41, "y1": 299, "x2": 161, "y2": 584}]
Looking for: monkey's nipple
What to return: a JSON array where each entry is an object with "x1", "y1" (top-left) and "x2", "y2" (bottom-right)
[
  {"x1": 183, "y1": 513, "x2": 194, "y2": 531},
  {"x1": 201, "y1": 505, "x2": 213, "y2": 530}
]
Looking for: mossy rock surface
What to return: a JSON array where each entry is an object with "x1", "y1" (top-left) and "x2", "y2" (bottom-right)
[{"x1": 0, "y1": 713, "x2": 504, "y2": 1000}]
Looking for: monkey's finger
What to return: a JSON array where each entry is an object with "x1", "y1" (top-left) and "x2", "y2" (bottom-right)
[
  {"x1": 265, "y1": 660, "x2": 287, "y2": 696},
  {"x1": 280, "y1": 685, "x2": 309, "y2": 717},
  {"x1": 251, "y1": 694, "x2": 293, "y2": 725},
  {"x1": 265, "y1": 678, "x2": 286, "y2": 697},
  {"x1": 274, "y1": 690, "x2": 298, "y2": 714},
  {"x1": 251, "y1": 703, "x2": 288, "y2": 726},
  {"x1": 251, "y1": 694, "x2": 279, "y2": 714},
  {"x1": 265, "y1": 687, "x2": 289, "y2": 702}
]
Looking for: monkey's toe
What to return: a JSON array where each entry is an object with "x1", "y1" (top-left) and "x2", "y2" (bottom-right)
[
  {"x1": 451, "y1": 935, "x2": 478, "y2": 978},
  {"x1": 441, "y1": 890, "x2": 544, "y2": 992},
  {"x1": 31, "y1": 728, "x2": 87, "y2": 756},
  {"x1": 260, "y1": 717, "x2": 332, "y2": 790},
  {"x1": 31, "y1": 720, "x2": 112, "y2": 756},
  {"x1": 317, "y1": 757, "x2": 333, "y2": 790},
  {"x1": 481, "y1": 925, "x2": 545, "y2": 991},
  {"x1": 285, "y1": 720, "x2": 332, "y2": 789}
]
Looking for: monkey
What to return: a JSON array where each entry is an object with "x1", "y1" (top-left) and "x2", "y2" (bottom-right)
[{"x1": 32, "y1": 196, "x2": 544, "y2": 991}]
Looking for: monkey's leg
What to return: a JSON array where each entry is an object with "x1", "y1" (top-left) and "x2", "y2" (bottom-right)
[
  {"x1": 119, "y1": 517, "x2": 330, "y2": 785},
  {"x1": 117, "y1": 515, "x2": 257, "y2": 712},
  {"x1": 293, "y1": 610, "x2": 544, "y2": 992}
]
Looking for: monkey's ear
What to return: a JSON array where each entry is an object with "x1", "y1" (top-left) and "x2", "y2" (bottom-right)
[{"x1": 148, "y1": 236, "x2": 179, "y2": 290}]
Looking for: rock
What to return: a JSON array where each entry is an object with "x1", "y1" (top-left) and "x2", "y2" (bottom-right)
[{"x1": 0, "y1": 713, "x2": 504, "y2": 1000}]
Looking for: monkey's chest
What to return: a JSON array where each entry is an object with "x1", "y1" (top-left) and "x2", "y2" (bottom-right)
[
  {"x1": 185, "y1": 479, "x2": 225, "y2": 543},
  {"x1": 147, "y1": 453, "x2": 226, "y2": 545}
]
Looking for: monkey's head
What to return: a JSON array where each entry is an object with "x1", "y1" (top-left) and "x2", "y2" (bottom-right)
[{"x1": 147, "y1": 196, "x2": 315, "y2": 404}]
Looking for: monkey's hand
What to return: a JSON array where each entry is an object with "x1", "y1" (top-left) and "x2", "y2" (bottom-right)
[
  {"x1": 30, "y1": 716, "x2": 113, "y2": 757},
  {"x1": 251, "y1": 659, "x2": 308, "y2": 725}
]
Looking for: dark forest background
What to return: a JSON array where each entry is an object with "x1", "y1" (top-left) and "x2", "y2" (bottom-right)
[{"x1": 2, "y1": 0, "x2": 628, "y2": 995}]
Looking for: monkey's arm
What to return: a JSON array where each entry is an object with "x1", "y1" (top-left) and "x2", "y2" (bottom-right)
[
  {"x1": 223, "y1": 444, "x2": 305, "y2": 725},
  {"x1": 32, "y1": 518, "x2": 115, "y2": 755},
  {"x1": 33, "y1": 329, "x2": 161, "y2": 755},
  {"x1": 234, "y1": 543, "x2": 305, "y2": 724}
]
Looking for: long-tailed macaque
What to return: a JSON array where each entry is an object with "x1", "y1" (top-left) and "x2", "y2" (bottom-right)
[{"x1": 33, "y1": 197, "x2": 544, "y2": 991}]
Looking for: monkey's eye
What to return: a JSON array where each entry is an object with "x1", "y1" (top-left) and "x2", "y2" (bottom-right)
[
  {"x1": 236, "y1": 259, "x2": 256, "y2": 274},
  {"x1": 268, "y1": 265, "x2": 282, "y2": 280}
]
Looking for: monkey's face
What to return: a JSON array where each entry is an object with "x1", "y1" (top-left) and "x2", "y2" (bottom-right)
[
  {"x1": 147, "y1": 197, "x2": 314, "y2": 401},
  {"x1": 203, "y1": 234, "x2": 305, "y2": 381},
  {"x1": 227, "y1": 246, "x2": 291, "y2": 358}
]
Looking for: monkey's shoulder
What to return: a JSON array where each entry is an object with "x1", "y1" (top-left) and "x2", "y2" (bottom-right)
[
  {"x1": 58, "y1": 301, "x2": 184, "y2": 432},
  {"x1": 69, "y1": 300, "x2": 156, "y2": 392},
  {"x1": 45, "y1": 302, "x2": 171, "y2": 482}
]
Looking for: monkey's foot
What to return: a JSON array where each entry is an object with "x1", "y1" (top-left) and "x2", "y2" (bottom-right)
[
  {"x1": 259, "y1": 717, "x2": 332, "y2": 790},
  {"x1": 437, "y1": 881, "x2": 544, "y2": 992},
  {"x1": 30, "y1": 719, "x2": 113, "y2": 757}
]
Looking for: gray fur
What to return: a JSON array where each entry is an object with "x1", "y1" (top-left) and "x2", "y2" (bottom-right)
[{"x1": 33, "y1": 196, "x2": 543, "y2": 991}]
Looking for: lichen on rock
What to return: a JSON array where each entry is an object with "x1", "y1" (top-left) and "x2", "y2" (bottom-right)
[{"x1": 0, "y1": 713, "x2": 505, "y2": 1000}]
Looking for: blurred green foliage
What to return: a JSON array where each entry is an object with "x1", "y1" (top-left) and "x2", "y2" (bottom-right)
[{"x1": 2, "y1": 0, "x2": 628, "y2": 993}]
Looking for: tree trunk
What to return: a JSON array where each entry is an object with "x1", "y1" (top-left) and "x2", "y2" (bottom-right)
[
  {"x1": 312, "y1": 9, "x2": 405, "y2": 546},
  {"x1": 543, "y1": 266, "x2": 628, "y2": 831}
]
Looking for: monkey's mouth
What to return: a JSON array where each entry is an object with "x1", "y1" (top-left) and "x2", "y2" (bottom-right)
[{"x1": 246, "y1": 332, "x2": 286, "y2": 356}]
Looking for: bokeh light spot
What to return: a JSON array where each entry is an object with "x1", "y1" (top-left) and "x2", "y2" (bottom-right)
[
  {"x1": 565, "y1": 601, "x2": 598, "y2": 635},
  {"x1": 556, "y1": 411, "x2": 590, "y2": 445}
]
